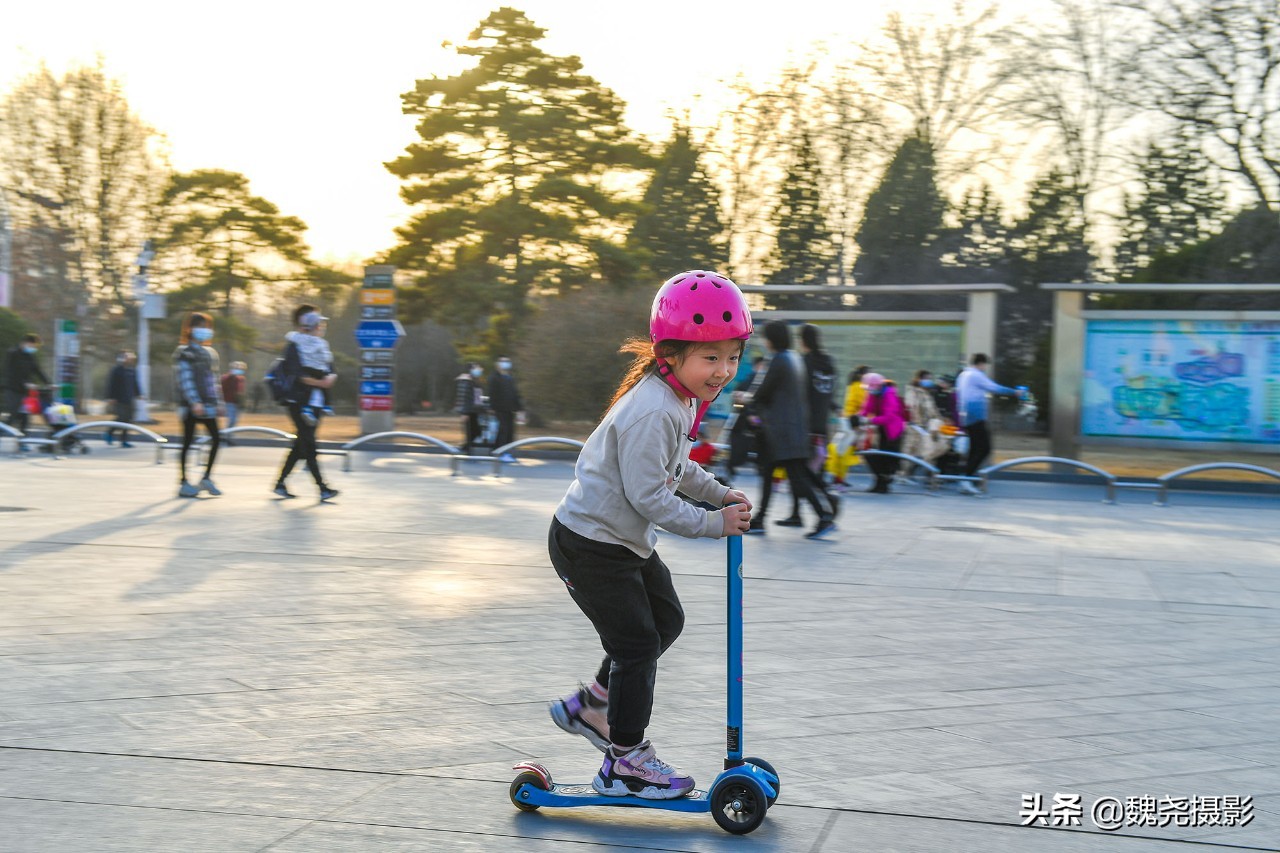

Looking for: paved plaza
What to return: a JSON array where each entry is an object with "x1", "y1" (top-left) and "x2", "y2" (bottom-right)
[{"x1": 0, "y1": 443, "x2": 1278, "y2": 851}]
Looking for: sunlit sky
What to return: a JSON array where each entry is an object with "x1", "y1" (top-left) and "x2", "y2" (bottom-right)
[{"x1": 5, "y1": 1, "x2": 1032, "y2": 265}]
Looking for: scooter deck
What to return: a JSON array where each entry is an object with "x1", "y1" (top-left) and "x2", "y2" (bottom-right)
[{"x1": 517, "y1": 781, "x2": 712, "y2": 813}]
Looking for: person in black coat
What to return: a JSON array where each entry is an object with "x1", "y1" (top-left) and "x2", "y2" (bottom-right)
[
  {"x1": 746, "y1": 321, "x2": 837, "y2": 540},
  {"x1": 780, "y1": 324, "x2": 838, "y2": 526},
  {"x1": 455, "y1": 363, "x2": 485, "y2": 453},
  {"x1": 104, "y1": 350, "x2": 142, "y2": 446},
  {"x1": 487, "y1": 356, "x2": 523, "y2": 458},
  {"x1": 3, "y1": 333, "x2": 50, "y2": 435}
]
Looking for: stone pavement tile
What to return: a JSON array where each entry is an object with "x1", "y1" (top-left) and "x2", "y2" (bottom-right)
[
  {"x1": 0, "y1": 748, "x2": 386, "y2": 817},
  {"x1": 810, "y1": 810, "x2": 1257, "y2": 852},
  {"x1": 263, "y1": 822, "x2": 599, "y2": 852},
  {"x1": 1, "y1": 798, "x2": 305, "y2": 853}
]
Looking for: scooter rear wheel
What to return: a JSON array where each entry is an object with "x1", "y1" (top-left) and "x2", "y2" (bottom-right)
[
  {"x1": 710, "y1": 774, "x2": 767, "y2": 834},
  {"x1": 510, "y1": 771, "x2": 548, "y2": 812}
]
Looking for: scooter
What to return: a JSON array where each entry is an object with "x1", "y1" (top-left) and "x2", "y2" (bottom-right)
[{"x1": 509, "y1": 535, "x2": 780, "y2": 834}]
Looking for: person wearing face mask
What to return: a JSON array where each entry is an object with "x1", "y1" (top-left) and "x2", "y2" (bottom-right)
[
  {"x1": 455, "y1": 362, "x2": 486, "y2": 454},
  {"x1": 104, "y1": 350, "x2": 143, "y2": 447},
  {"x1": 3, "y1": 333, "x2": 51, "y2": 437},
  {"x1": 900, "y1": 369, "x2": 947, "y2": 479},
  {"x1": 858, "y1": 372, "x2": 905, "y2": 494},
  {"x1": 173, "y1": 312, "x2": 225, "y2": 497},
  {"x1": 487, "y1": 356, "x2": 523, "y2": 462},
  {"x1": 220, "y1": 361, "x2": 248, "y2": 442}
]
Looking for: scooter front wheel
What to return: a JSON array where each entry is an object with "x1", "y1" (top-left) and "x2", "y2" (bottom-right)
[
  {"x1": 744, "y1": 756, "x2": 780, "y2": 806},
  {"x1": 710, "y1": 774, "x2": 768, "y2": 834}
]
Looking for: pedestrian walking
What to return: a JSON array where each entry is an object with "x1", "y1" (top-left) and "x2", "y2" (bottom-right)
[
  {"x1": 455, "y1": 363, "x2": 485, "y2": 453},
  {"x1": 488, "y1": 356, "x2": 523, "y2": 461},
  {"x1": 746, "y1": 320, "x2": 836, "y2": 539},
  {"x1": 273, "y1": 306, "x2": 339, "y2": 501},
  {"x1": 955, "y1": 353, "x2": 1023, "y2": 495},
  {"x1": 859, "y1": 372, "x2": 905, "y2": 494},
  {"x1": 104, "y1": 350, "x2": 142, "y2": 447},
  {"x1": 779, "y1": 324, "x2": 838, "y2": 526},
  {"x1": 900, "y1": 369, "x2": 948, "y2": 476},
  {"x1": 3, "y1": 333, "x2": 50, "y2": 437},
  {"x1": 173, "y1": 313, "x2": 224, "y2": 497},
  {"x1": 547, "y1": 269, "x2": 754, "y2": 801},
  {"x1": 220, "y1": 360, "x2": 247, "y2": 443}
]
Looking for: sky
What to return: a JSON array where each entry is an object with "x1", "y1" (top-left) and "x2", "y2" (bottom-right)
[{"x1": 4, "y1": 0, "x2": 1005, "y2": 265}]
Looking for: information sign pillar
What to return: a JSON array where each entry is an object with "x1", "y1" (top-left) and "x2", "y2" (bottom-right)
[{"x1": 356, "y1": 265, "x2": 402, "y2": 435}]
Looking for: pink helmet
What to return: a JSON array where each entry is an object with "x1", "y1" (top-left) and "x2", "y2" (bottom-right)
[
  {"x1": 650, "y1": 270, "x2": 753, "y2": 345},
  {"x1": 861, "y1": 372, "x2": 886, "y2": 390}
]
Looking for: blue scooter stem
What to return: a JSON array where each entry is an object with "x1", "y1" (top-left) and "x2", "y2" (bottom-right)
[{"x1": 725, "y1": 534, "x2": 744, "y2": 768}]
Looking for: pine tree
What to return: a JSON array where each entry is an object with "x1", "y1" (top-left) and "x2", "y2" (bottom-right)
[
  {"x1": 767, "y1": 130, "x2": 836, "y2": 308},
  {"x1": 386, "y1": 7, "x2": 651, "y2": 350},
  {"x1": 1113, "y1": 133, "x2": 1227, "y2": 282},
  {"x1": 626, "y1": 127, "x2": 726, "y2": 283},
  {"x1": 851, "y1": 134, "x2": 948, "y2": 310}
]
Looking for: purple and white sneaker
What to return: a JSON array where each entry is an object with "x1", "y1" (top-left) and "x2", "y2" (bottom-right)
[
  {"x1": 592, "y1": 740, "x2": 695, "y2": 799},
  {"x1": 549, "y1": 686, "x2": 609, "y2": 752}
]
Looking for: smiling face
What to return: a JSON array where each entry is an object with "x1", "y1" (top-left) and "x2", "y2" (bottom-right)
[{"x1": 665, "y1": 339, "x2": 742, "y2": 403}]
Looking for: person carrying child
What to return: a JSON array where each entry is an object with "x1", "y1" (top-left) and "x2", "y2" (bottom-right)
[
  {"x1": 287, "y1": 312, "x2": 335, "y2": 425},
  {"x1": 548, "y1": 270, "x2": 754, "y2": 801}
]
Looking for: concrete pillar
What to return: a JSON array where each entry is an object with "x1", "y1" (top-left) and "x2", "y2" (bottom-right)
[
  {"x1": 1049, "y1": 290, "x2": 1084, "y2": 460},
  {"x1": 964, "y1": 291, "x2": 998, "y2": 363}
]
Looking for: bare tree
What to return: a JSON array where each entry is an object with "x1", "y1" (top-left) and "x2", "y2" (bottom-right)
[
  {"x1": 859, "y1": 1, "x2": 1016, "y2": 172},
  {"x1": 1120, "y1": 0, "x2": 1280, "y2": 211},
  {"x1": 995, "y1": 0, "x2": 1143, "y2": 248},
  {"x1": 0, "y1": 62, "x2": 168, "y2": 354}
]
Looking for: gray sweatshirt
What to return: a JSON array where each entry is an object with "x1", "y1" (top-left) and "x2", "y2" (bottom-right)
[{"x1": 556, "y1": 371, "x2": 731, "y2": 558}]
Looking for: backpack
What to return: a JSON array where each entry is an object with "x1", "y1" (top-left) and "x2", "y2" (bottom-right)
[{"x1": 263, "y1": 343, "x2": 298, "y2": 404}]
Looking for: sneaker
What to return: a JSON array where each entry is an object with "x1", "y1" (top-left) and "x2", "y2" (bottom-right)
[
  {"x1": 198, "y1": 478, "x2": 222, "y2": 496},
  {"x1": 104, "y1": 432, "x2": 114, "y2": 445},
  {"x1": 499, "y1": 453, "x2": 517, "y2": 463},
  {"x1": 319, "y1": 486, "x2": 339, "y2": 501},
  {"x1": 958, "y1": 480, "x2": 981, "y2": 496},
  {"x1": 121, "y1": 441, "x2": 133, "y2": 448},
  {"x1": 177, "y1": 481, "x2": 199, "y2": 498},
  {"x1": 806, "y1": 517, "x2": 836, "y2": 540},
  {"x1": 774, "y1": 515, "x2": 803, "y2": 527},
  {"x1": 549, "y1": 686, "x2": 609, "y2": 752},
  {"x1": 273, "y1": 482, "x2": 296, "y2": 499},
  {"x1": 593, "y1": 741, "x2": 695, "y2": 800},
  {"x1": 745, "y1": 520, "x2": 767, "y2": 536}
]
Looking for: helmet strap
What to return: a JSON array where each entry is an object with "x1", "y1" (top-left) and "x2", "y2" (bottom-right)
[{"x1": 657, "y1": 359, "x2": 716, "y2": 440}]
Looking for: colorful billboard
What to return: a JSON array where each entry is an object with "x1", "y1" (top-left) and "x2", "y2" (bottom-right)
[{"x1": 1082, "y1": 319, "x2": 1280, "y2": 443}]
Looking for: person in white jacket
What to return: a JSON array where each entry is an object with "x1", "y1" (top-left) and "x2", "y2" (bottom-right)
[
  {"x1": 547, "y1": 270, "x2": 754, "y2": 802},
  {"x1": 955, "y1": 353, "x2": 1023, "y2": 494}
]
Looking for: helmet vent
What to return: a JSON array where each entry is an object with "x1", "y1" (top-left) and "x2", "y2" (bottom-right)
[
  {"x1": 693, "y1": 313, "x2": 704, "y2": 324},
  {"x1": 723, "y1": 311, "x2": 732, "y2": 322},
  {"x1": 690, "y1": 282, "x2": 698, "y2": 291}
]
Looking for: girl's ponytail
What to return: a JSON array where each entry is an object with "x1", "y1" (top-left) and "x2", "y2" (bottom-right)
[{"x1": 606, "y1": 338, "x2": 659, "y2": 415}]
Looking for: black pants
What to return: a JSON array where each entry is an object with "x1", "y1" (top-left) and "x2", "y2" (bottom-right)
[
  {"x1": 548, "y1": 518, "x2": 684, "y2": 747},
  {"x1": 280, "y1": 404, "x2": 326, "y2": 487},
  {"x1": 964, "y1": 420, "x2": 992, "y2": 477},
  {"x1": 494, "y1": 410, "x2": 516, "y2": 449},
  {"x1": 460, "y1": 412, "x2": 481, "y2": 452},
  {"x1": 866, "y1": 429, "x2": 902, "y2": 489},
  {"x1": 4, "y1": 389, "x2": 31, "y2": 434},
  {"x1": 106, "y1": 401, "x2": 133, "y2": 442},
  {"x1": 758, "y1": 452, "x2": 834, "y2": 522},
  {"x1": 180, "y1": 412, "x2": 220, "y2": 483}
]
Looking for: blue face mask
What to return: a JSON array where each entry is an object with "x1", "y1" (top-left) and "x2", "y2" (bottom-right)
[
  {"x1": 22, "y1": 346, "x2": 37, "y2": 354},
  {"x1": 192, "y1": 327, "x2": 213, "y2": 343},
  {"x1": 920, "y1": 379, "x2": 934, "y2": 388}
]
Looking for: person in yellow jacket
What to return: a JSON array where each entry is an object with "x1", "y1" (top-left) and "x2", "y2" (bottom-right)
[{"x1": 827, "y1": 365, "x2": 870, "y2": 490}]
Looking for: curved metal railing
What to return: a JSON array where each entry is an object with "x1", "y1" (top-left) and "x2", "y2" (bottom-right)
[
  {"x1": 3, "y1": 420, "x2": 169, "y2": 457},
  {"x1": 980, "y1": 455, "x2": 1118, "y2": 502},
  {"x1": 1155, "y1": 462, "x2": 1280, "y2": 506},
  {"x1": 462, "y1": 436, "x2": 587, "y2": 475},
  {"x1": 340, "y1": 431, "x2": 460, "y2": 472}
]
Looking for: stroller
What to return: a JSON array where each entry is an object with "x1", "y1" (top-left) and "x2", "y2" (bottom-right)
[{"x1": 39, "y1": 388, "x2": 89, "y2": 455}]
